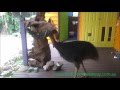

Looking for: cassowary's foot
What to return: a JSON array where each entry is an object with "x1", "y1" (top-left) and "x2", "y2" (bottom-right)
[
  {"x1": 79, "y1": 76, "x2": 89, "y2": 78},
  {"x1": 78, "y1": 73, "x2": 89, "y2": 78},
  {"x1": 74, "y1": 76, "x2": 77, "y2": 78},
  {"x1": 74, "y1": 75, "x2": 89, "y2": 78}
]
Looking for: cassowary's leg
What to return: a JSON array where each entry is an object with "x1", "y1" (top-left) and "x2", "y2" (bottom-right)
[
  {"x1": 81, "y1": 61, "x2": 87, "y2": 77},
  {"x1": 74, "y1": 67, "x2": 79, "y2": 78},
  {"x1": 81, "y1": 61, "x2": 87, "y2": 73},
  {"x1": 74, "y1": 63, "x2": 80, "y2": 78}
]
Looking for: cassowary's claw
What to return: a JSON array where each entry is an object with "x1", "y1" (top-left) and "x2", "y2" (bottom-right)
[
  {"x1": 74, "y1": 74, "x2": 77, "y2": 78},
  {"x1": 79, "y1": 73, "x2": 89, "y2": 78},
  {"x1": 79, "y1": 75, "x2": 89, "y2": 78}
]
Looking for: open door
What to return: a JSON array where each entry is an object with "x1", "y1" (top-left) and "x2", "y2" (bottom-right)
[
  {"x1": 68, "y1": 12, "x2": 78, "y2": 40},
  {"x1": 59, "y1": 12, "x2": 68, "y2": 42}
]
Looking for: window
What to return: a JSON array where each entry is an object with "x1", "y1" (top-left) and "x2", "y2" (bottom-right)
[{"x1": 73, "y1": 12, "x2": 78, "y2": 17}]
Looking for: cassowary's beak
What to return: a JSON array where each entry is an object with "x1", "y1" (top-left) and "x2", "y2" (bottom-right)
[{"x1": 43, "y1": 29, "x2": 59, "y2": 47}]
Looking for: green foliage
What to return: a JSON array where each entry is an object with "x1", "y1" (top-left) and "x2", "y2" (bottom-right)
[
  {"x1": 0, "y1": 16, "x2": 4, "y2": 32},
  {"x1": 5, "y1": 13, "x2": 20, "y2": 34},
  {"x1": 7, "y1": 19, "x2": 20, "y2": 34},
  {"x1": 0, "y1": 12, "x2": 37, "y2": 34},
  {"x1": 0, "y1": 12, "x2": 20, "y2": 34},
  {"x1": 0, "y1": 23, "x2": 3, "y2": 32},
  {"x1": 1, "y1": 55, "x2": 23, "y2": 78}
]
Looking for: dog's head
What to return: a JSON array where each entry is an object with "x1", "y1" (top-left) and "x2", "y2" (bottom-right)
[
  {"x1": 24, "y1": 19, "x2": 59, "y2": 44},
  {"x1": 36, "y1": 22, "x2": 59, "y2": 47}
]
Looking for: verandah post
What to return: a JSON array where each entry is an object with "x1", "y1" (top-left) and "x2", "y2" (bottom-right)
[{"x1": 20, "y1": 16, "x2": 28, "y2": 66}]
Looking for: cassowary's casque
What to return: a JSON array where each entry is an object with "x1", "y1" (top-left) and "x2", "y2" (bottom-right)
[{"x1": 30, "y1": 21, "x2": 99, "y2": 78}]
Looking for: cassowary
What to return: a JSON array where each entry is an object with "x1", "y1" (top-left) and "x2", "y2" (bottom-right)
[{"x1": 45, "y1": 29, "x2": 99, "y2": 78}]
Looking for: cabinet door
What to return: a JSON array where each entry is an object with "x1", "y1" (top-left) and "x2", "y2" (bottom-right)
[
  {"x1": 98, "y1": 12, "x2": 118, "y2": 47},
  {"x1": 114, "y1": 18, "x2": 120, "y2": 51},
  {"x1": 79, "y1": 12, "x2": 118, "y2": 47},
  {"x1": 79, "y1": 12, "x2": 100, "y2": 46}
]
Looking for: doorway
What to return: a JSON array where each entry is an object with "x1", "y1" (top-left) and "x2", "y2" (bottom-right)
[{"x1": 68, "y1": 12, "x2": 78, "y2": 40}]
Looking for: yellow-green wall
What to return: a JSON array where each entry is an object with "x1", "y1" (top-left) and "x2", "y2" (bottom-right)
[
  {"x1": 78, "y1": 12, "x2": 118, "y2": 47},
  {"x1": 114, "y1": 18, "x2": 120, "y2": 51}
]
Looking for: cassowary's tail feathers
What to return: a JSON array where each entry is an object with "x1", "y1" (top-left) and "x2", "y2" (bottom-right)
[
  {"x1": 88, "y1": 43, "x2": 99, "y2": 61},
  {"x1": 83, "y1": 41, "x2": 99, "y2": 61}
]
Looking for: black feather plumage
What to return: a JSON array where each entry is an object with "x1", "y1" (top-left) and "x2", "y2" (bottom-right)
[
  {"x1": 52, "y1": 40, "x2": 99, "y2": 77},
  {"x1": 54, "y1": 41, "x2": 99, "y2": 64}
]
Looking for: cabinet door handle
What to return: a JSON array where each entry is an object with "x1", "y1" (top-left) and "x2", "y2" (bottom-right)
[{"x1": 88, "y1": 33, "x2": 92, "y2": 36}]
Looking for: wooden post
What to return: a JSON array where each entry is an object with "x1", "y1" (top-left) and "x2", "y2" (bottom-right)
[{"x1": 20, "y1": 16, "x2": 28, "y2": 66}]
